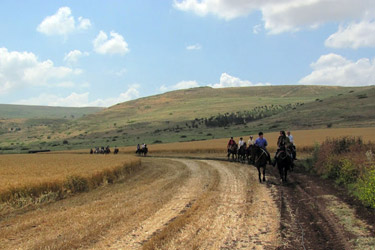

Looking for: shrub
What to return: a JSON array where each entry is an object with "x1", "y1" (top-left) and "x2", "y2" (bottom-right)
[
  {"x1": 356, "y1": 168, "x2": 375, "y2": 208},
  {"x1": 312, "y1": 136, "x2": 375, "y2": 207},
  {"x1": 336, "y1": 158, "x2": 359, "y2": 185}
]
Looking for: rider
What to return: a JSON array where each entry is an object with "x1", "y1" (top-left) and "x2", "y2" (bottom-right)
[
  {"x1": 227, "y1": 137, "x2": 236, "y2": 148},
  {"x1": 287, "y1": 131, "x2": 297, "y2": 160},
  {"x1": 247, "y1": 135, "x2": 255, "y2": 147},
  {"x1": 273, "y1": 130, "x2": 291, "y2": 165},
  {"x1": 255, "y1": 132, "x2": 272, "y2": 164},
  {"x1": 238, "y1": 137, "x2": 245, "y2": 149}
]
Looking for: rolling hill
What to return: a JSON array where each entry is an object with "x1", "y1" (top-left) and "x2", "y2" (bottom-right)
[
  {"x1": 0, "y1": 104, "x2": 103, "y2": 119},
  {"x1": 0, "y1": 85, "x2": 374, "y2": 153}
]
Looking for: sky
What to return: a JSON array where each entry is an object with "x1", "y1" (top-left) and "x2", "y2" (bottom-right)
[{"x1": 0, "y1": 0, "x2": 375, "y2": 107}]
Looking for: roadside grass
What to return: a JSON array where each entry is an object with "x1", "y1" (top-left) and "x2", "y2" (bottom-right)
[
  {"x1": 323, "y1": 195, "x2": 375, "y2": 249},
  {"x1": 312, "y1": 137, "x2": 375, "y2": 208},
  {"x1": 0, "y1": 154, "x2": 140, "y2": 206}
]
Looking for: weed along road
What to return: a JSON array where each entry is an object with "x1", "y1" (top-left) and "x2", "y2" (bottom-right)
[{"x1": 1, "y1": 158, "x2": 373, "y2": 249}]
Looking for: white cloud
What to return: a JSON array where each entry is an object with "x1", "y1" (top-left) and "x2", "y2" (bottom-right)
[
  {"x1": 37, "y1": 7, "x2": 91, "y2": 36},
  {"x1": 90, "y1": 85, "x2": 140, "y2": 107},
  {"x1": 16, "y1": 92, "x2": 90, "y2": 107},
  {"x1": 113, "y1": 68, "x2": 127, "y2": 77},
  {"x1": 209, "y1": 73, "x2": 270, "y2": 88},
  {"x1": 64, "y1": 50, "x2": 89, "y2": 64},
  {"x1": 15, "y1": 85, "x2": 140, "y2": 107},
  {"x1": 93, "y1": 31, "x2": 129, "y2": 55},
  {"x1": 253, "y1": 24, "x2": 262, "y2": 34},
  {"x1": 160, "y1": 74, "x2": 270, "y2": 92},
  {"x1": 186, "y1": 43, "x2": 202, "y2": 50},
  {"x1": 325, "y1": 20, "x2": 375, "y2": 49},
  {"x1": 299, "y1": 53, "x2": 375, "y2": 86},
  {"x1": 160, "y1": 80, "x2": 200, "y2": 92},
  {"x1": 174, "y1": 0, "x2": 375, "y2": 34},
  {"x1": 0, "y1": 47, "x2": 79, "y2": 94},
  {"x1": 173, "y1": 0, "x2": 259, "y2": 20}
]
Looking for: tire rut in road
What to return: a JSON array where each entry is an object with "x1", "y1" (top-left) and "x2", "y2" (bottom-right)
[
  {"x1": 267, "y1": 167, "x2": 365, "y2": 250},
  {"x1": 144, "y1": 160, "x2": 280, "y2": 249},
  {"x1": 105, "y1": 159, "x2": 213, "y2": 249}
]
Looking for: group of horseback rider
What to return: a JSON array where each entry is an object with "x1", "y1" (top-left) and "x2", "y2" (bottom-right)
[
  {"x1": 227, "y1": 130, "x2": 297, "y2": 166},
  {"x1": 136, "y1": 143, "x2": 148, "y2": 156},
  {"x1": 90, "y1": 145, "x2": 119, "y2": 154}
]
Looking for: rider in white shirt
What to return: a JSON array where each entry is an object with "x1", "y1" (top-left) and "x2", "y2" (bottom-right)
[
  {"x1": 247, "y1": 135, "x2": 255, "y2": 146},
  {"x1": 287, "y1": 131, "x2": 294, "y2": 144},
  {"x1": 238, "y1": 137, "x2": 245, "y2": 148}
]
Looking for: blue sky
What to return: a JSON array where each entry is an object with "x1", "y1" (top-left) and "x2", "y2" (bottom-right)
[{"x1": 0, "y1": 0, "x2": 374, "y2": 107}]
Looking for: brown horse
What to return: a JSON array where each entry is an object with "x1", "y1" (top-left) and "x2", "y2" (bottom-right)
[
  {"x1": 227, "y1": 143, "x2": 238, "y2": 161},
  {"x1": 252, "y1": 145, "x2": 269, "y2": 183}
]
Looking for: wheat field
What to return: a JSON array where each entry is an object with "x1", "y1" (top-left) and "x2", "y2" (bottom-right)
[
  {"x1": 0, "y1": 154, "x2": 140, "y2": 203},
  {"x1": 112, "y1": 127, "x2": 375, "y2": 155}
]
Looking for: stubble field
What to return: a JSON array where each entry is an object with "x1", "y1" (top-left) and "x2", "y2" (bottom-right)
[{"x1": 0, "y1": 126, "x2": 374, "y2": 249}]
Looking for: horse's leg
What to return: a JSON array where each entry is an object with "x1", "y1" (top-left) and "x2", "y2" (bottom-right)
[
  {"x1": 262, "y1": 166, "x2": 266, "y2": 182},
  {"x1": 257, "y1": 167, "x2": 262, "y2": 183},
  {"x1": 278, "y1": 164, "x2": 283, "y2": 182},
  {"x1": 284, "y1": 166, "x2": 288, "y2": 183}
]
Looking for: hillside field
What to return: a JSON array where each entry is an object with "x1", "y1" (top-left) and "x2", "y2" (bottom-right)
[{"x1": 0, "y1": 85, "x2": 374, "y2": 153}]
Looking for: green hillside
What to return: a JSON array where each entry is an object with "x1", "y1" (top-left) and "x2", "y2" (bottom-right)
[
  {"x1": 0, "y1": 85, "x2": 374, "y2": 153},
  {"x1": 0, "y1": 104, "x2": 103, "y2": 119}
]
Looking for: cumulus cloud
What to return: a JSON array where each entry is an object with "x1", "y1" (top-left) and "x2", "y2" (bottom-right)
[
  {"x1": 173, "y1": 0, "x2": 375, "y2": 34},
  {"x1": 325, "y1": 20, "x2": 375, "y2": 49},
  {"x1": 0, "y1": 47, "x2": 79, "y2": 94},
  {"x1": 90, "y1": 85, "x2": 140, "y2": 107},
  {"x1": 209, "y1": 73, "x2": 270, "y2": 88},
  {"x1": 160, "y1": 80, "x2": 200, "y2": 92},
  {"x1": 93, "y1": 31, "x2": 129, "y2": 55},
  {"x1": 37, "y1": 7, "x2": 91, "y2": 36},
  {"x1": 299, "y1": 53, "x2": 375, "y2": 86},
  {"x1": 64, "y1": 50, "x2": 89, "y2": 64},
  {"x1": 186, "y1": 43, "x2": 202, "y2": 50},
  {"x1": 15, "y1": 85, "x2": 140, "y2": 107},
  {"x1": 160, "y1": 74, "x2": 270, "y2": 92}
]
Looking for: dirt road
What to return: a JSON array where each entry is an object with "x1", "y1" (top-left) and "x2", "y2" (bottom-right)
[{"x1": 0, "y1": 157, "x2": 374, "y2": 249}]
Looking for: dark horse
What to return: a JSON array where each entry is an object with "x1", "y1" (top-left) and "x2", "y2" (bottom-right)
[
  {"x1": 237, "y1": 143, "x2": 247, "y2": 163},
  {"x1": 227, "y1": 144, "x2": 238, "y2": 161},
  {"x1": 136, "y1": 147, "x2": 148, "y2": 156},
  {"x1": 275, "y1": 149, "x2": 293, "y2": 183},
  {"x1": 252, "y1": 145, "x2": 269, "y2": 183},
  {"x1": 246, "y1": 145, "x2": 255, "y2": 164}
]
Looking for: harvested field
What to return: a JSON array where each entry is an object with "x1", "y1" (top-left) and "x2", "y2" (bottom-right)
[
  {"x1": 0, "y1": 154, "x2": 140, "y2": 203},
  {"x1": 1, "y1": 157, "x2": 373, "y2": 249},
  {"x1": 108, "y1": 127, "x2": 375, "y2": 156}
]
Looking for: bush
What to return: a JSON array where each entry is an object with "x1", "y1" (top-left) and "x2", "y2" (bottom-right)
[
  {"x1": 312, "y1": 136, "x2": 375, "y2": 208},
  {"x1": 356, "y1": 168, "x2": 375, "y2": 208},
  {"x1": 336, "y1": 158, "x2": 359, "y2": 185}
]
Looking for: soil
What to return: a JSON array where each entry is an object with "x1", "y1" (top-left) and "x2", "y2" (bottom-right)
[{"x1": 1, "y1": 157, "x2": 374, "y2": 249}]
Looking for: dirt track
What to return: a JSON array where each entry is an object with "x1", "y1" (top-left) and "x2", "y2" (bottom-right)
[{"x1": 1, "y1": 157, "x2": 374, "y2": 249}]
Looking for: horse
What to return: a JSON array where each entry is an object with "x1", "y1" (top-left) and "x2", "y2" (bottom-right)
[
  {"x1": 136, "y1": 147, "x2": 148, "y2": 156},
  {"x1": 104, "y1": 146, "x2": 111, "y2": 154},
  {"x1": 237, "y1": 143, "x2": 247, "y2": 163},
  {"x1": 251, "y1": 145, "x2": 269, "y2": 183},
  {"x1": 227, "y1": 143, "x2": 238, "y2": 162},
  {"x1": 275, "y1": 148, "x2": 293, "y2": 183},
  {"x1": 114, "y1": 148, "x2": 119, "y2": 154},
  {"x1": 246, "y1": 145, "x2": 255, "y2": 164}
]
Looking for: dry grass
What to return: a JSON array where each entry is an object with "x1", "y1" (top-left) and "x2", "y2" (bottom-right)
[
  {"x1": 108, "y1": 127, "x2": 375, "y2": 156},
  {"x1": 0, "y1": 154, "x2": 140, "y2": 204}
]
